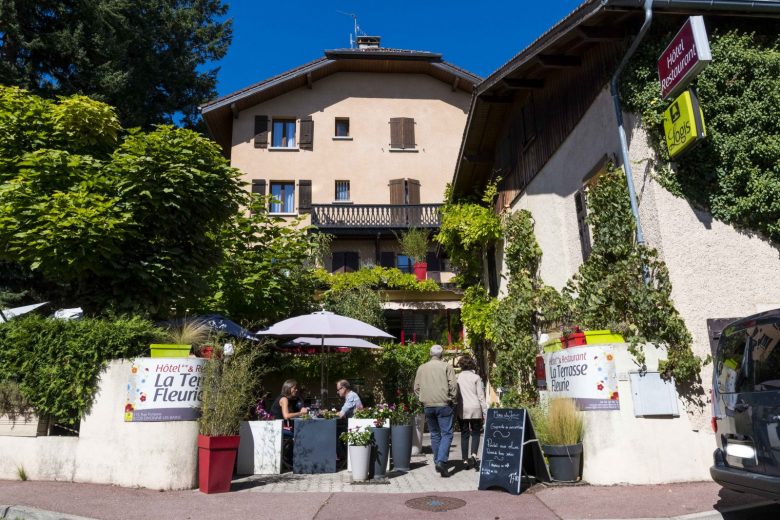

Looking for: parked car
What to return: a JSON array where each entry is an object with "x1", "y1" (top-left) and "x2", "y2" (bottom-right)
[{"x1": 711, "y1": 309, "x2": 780, "y2": 502}]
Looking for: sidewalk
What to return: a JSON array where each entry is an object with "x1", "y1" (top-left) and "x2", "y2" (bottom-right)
[{"x1": 1, "y1": 434, "x2": 778, "y2": 519}]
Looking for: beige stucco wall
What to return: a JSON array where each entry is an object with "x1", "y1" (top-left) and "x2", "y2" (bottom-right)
[
  {"x1": 506, "y1": 87, "x2": 780, "y2": 481},
  {"x1": 0, "y1": 360, "x2": 198, "y2": 489},
  {"x1": 230, "y1": 72, "x2": 471, "y2": 212},
  {"x1": 511, "y1": 87, "x2": 780, "y2": 372}
]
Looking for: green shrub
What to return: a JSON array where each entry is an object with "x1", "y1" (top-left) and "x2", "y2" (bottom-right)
[{"x1": 0, "y1": 315, "x2": 163, "y2": 425}]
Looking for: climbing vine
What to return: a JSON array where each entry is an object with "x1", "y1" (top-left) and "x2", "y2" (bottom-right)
[
  {"x1": 621, "y1": 20, "x2": 780, "y2": 241},
  {"x1": 436, "y1": 181, "x2": 502, "y2": 288},
  {"x1": 564, "y1": 165, "x2": 702, "y2": 382}
]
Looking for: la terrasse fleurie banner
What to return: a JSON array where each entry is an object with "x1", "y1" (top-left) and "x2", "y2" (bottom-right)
[
  {"x1": 125, "y1": 358, "x2": 206, "y2": 422},
  {"x1": 546, "y1": 345, "x2": 620, "y2": 411}
]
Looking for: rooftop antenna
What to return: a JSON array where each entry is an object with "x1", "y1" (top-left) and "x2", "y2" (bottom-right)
[{"x1": 337, "y1": 11, "x2": 363, "y2": 48}]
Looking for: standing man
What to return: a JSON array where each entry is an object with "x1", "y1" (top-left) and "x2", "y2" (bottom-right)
[
  {"x1": 414, "y1": 344, "x2": 457, "y2": 478},
  {"x1": 336, "y1": 379, "x2": 363, "y2": 419}
]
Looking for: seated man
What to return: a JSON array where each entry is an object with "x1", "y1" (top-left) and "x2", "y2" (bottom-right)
[{"x1": 336, "y1": 379, "x2": 363, "y2": 419}]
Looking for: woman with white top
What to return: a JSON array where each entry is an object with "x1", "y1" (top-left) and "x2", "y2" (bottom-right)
[{"x1": 456, "y1": 355, "x2": 487, "y2": 470}]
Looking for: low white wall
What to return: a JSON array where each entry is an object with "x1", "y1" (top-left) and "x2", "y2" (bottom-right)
[
  {"x1": 545, "y1": 344, "x2": 713, "y2": 485},
  {"x1": 0, "y1": 360, "x2": 199, "y2": 490}
]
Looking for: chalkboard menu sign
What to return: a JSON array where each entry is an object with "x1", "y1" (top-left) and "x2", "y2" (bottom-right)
[{"x1": 478, "y1": 408, "x2": 550, "y2": 495}]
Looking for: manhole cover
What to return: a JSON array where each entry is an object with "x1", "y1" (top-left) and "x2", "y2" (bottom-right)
[{"x1": 405, "y1": 495, "x2": 467, "y2": 512}]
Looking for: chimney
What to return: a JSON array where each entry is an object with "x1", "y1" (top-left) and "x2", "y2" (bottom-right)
[{"x1": 356, "y1": 35, "x2": 381, "y2": 49}]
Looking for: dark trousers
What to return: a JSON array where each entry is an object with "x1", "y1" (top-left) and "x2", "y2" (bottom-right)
[{"x1": 459, "y1": 417, "x2": 482, "y2": 459}]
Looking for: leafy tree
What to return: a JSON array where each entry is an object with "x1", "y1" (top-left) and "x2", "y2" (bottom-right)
[
  {"x1": 0, "y1": 0, "x2": 231, "y2": 128},
  {"x1": 199, "y1": 195, "x2": 321, "y2": 327},
  {"x1": 0, "y1": 87, "x2": 246, "y2": 316}
]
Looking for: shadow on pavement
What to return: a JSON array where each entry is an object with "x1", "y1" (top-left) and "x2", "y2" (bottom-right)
[{"x1": 714, "y1": 488, "x2": 780, "y2": 519}]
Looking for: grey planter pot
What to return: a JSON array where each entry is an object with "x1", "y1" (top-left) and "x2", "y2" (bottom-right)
[
  {"x1": 391, "y1": 424, "x2": 413, "y2": 471},
  {"x1": 543, "y1": 443, "x2": 583, "y2": 482},
  {"x1": 370, "y1": 426, "x2": 391, "y2": 479}
]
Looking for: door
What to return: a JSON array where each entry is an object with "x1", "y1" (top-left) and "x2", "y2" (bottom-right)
[{"x1": 745, "y1": 318, "x2": 780, "y2": 476}]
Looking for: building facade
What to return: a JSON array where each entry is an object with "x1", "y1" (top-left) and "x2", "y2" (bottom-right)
[
  {"x1": 452, "y1": 0, "x2": 780, "y2": 484},
  {"x1": 201, "y1": 37, "x2": 480, "y2": 342}
]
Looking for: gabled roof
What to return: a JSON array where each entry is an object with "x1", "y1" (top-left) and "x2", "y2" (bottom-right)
[
  {"x1": 452, "y1": 0, "x2": 780, "y2": 197},
  {"x1": 200, "y1": 47, "x2": 481, "y2": 155}
]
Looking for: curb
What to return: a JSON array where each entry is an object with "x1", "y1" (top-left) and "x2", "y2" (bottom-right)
[
  {"x1": 0, "y1": 505, "x2": 96, "y2": 520},
  {"x1": 586, "y1": 499, "x2": 778, "y2": 520}
]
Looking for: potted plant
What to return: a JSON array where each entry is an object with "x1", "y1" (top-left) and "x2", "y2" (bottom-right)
[
  {"x1": 389, "y1": 403, "x2": 413, "y2": 472},
  {"x1": 198, "y1": 344, "x2": 258, "y2": 493},
  {"x1": 340, "y1": 426, "x2": 373, "y2": 481},
  {"x1": 540, "y1": 398, "x2": 584, "y2": 482},
  {"x1": 349, "y1": 407, "x2": 389, "y2": 472},
  {"x1": 152, "y1": 320, "x2": 210, "y2": 358},
  {"x1": 368, "y1": 404, "x2": 393, "y2": 479},
  {"x1": 398, "y1": 228, "x2": 429, "y2": 281},
  {"x1": 237, "y1": 397, "x2": 283, "y2": 475}
]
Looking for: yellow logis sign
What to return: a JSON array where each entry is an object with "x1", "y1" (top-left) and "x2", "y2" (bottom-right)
[{"x1": 663, "y1": 88, "x2": 707, "y2": 158}]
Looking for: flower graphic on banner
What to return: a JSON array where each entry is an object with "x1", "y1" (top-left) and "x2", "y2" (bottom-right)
[
  {"x1": 597, "y1": 383, "x2": 604, "y2": 391},
  {"x1": 140, "y1": 394, "x2": 147, "y2": 402},
  {"x1": 131, "y1": 366, "x2": 138, "y2": 374},
  {"x1": 606, "y1": 354, "x2": 614, "y2": 361},
  {"x1": 124, "y1": 403, "x2": 134, "y2": 412},
  {"x1": 610, "y1": 391, "x2": 619, "y2": 400}
]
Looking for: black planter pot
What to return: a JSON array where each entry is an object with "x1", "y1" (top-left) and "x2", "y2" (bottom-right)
[
  {"x1": 390, "y1": 424, "x2": 413, "y2": 471},
  {"x1": 370, "y1": 426, "x2": 391, "y2": 479},
  {"x1": 543, "y1": 443, "x2": 583, "y2": 482}
]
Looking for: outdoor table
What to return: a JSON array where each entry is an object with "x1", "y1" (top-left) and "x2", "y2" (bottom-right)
[{"x1": 293, "y1": 418, "x2": 338, "y2": 474}]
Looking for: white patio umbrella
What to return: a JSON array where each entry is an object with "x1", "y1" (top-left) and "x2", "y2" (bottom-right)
[
  {"x1": 280, "y1": 337, "x2": 382, "y2": 350},
  {"x1": 0, "y1": 302, "x2": 48, "y2": 323},
  {"x1": 257, "y1": 311, "x2": 393, "y2": 399}
]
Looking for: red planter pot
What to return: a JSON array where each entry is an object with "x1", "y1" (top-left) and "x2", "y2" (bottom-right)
[
  {"x1": 198, "y1": 434, "x2": 240, "y2": 494},
  {"x1": 561, "y1": 331, "x2": 586, "y2": 348},
  {"x1": 413, "y1": 262, "x2": 428, "y2": 281}
]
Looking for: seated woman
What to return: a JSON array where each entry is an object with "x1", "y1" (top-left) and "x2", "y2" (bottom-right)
[
  {"x1": 271, "y1": 379, "x2": 309, "y2": 470},
  {"x1": 271, "y1": 379, "x2": 309, "y2": 430}
]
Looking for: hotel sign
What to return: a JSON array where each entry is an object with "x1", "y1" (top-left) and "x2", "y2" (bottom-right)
[
  {"x1": 125, "y1": 357, "x2": 206, "y2": 422},
  {"x1": 663, "y1": 89, "x2": 707, "y2": 158},
  {"x1": 658, "y1": 16, "x2": 711, "y2": 99}
]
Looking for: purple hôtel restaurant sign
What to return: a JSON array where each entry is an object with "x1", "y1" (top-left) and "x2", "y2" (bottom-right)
[{"x1": 657, "y1": 16, "x2": 711, "y2": 99}]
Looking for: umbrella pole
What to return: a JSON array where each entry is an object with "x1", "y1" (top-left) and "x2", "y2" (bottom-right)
[{"x1": 320, "y1": 336, "x2": 326, "y2": 404}]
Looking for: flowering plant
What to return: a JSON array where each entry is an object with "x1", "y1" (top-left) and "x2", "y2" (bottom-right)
[
  {"x1": 254, "y1": 399, "x2": 275, "y2": 421},
  {"x1": 339, "y1": 425, "x2": 373, "y2": 446},
  {"x1": 388, "y1": 402, "x2": 413, "y2": 426},
  {"x1": 319, "y1": 409, "x2": 339, "y2": 420},
  {"x1": 352, "y1": 404, "x2": 393, "y2": 427}
]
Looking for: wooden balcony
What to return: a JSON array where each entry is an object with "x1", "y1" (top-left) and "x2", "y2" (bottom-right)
[{"x1": 310, "y1": 203, "x2": 442, "y2": 232}]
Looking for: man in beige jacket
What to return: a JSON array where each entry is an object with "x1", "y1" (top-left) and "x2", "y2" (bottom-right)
[{"x1": 413, "y1": 344, "x2": 457, "y2": 478}]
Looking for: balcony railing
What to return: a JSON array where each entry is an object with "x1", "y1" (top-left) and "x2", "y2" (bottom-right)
[{"x1": 311, "y1": 203, "x2": 442, "y2": 230}]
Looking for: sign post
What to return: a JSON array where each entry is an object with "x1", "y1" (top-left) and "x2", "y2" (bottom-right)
[{"x1": 657, "y1": 16, "x2": 711, "y2": 99}]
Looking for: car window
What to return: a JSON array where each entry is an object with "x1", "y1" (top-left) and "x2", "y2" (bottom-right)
[
  {"x1": 749, "y1": 324, "x2": 780, "y2": 391},
  {"x1": 717, "y1": 329, "x2": 748, "y2": 394}
]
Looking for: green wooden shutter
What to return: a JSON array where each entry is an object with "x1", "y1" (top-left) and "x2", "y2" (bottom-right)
[
  {"x1": 251, "y1": 179, "x2": 266, "y2": 195},
  {"x1": 402, "y1": 117, "x2": 415, "y2": 149},
  {"x1": 389, "y1": 118, "x2": 402, "y2": 148},
  {"x1": 254, "y1": 115, "x2": 268, "y2": 148},
  {"x1": 298, "y1": 180, "x2": 312, "y2": 214},
  {"x1": 299, "y1": 118, "x2": 314, "y2": 150}
]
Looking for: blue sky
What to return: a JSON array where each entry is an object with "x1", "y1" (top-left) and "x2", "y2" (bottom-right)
[{"x1": 214, "y1": 0, "x2": 585, "y2": 97}]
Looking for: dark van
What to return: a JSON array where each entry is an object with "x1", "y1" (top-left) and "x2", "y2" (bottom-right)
[{"x1": 711, "y1": 309, "x2": 780, "y2": 502}]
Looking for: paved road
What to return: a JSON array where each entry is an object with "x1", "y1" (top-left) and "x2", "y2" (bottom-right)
[{"x1": 1, "y1": 435, "x2": 778, "y2": 519}]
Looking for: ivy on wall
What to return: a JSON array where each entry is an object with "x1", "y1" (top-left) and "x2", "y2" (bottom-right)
[
  {"x1": 621, "y1": 21, "x2": 780, "y2": 241},
  {"x1": 314, "y1": 266, "x2": 439, "y2": 293},
  {"x1": 564, "y1": 166, "x2": 703, "y2": 382}
]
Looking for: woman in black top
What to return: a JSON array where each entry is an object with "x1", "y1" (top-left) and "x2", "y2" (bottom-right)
[{"x1": 271, "y1": 379, "x2": 309, "y2": 424}]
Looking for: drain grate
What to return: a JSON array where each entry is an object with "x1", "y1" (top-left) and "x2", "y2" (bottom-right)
[{"x1": 405, "y1": 495, "x2": 467, "y2": 512}]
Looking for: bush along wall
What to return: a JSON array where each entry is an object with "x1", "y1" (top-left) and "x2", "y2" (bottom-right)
[
  {"x1": 0, "y1": 315, "x2": 163, "y2": 427},
  {"x1": 621, "y1": 19, "x2": 780, "y2": 242}
]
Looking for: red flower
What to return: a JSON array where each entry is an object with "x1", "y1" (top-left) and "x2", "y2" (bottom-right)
[
  {"x1": 125, "y1": 404, "x2": 134, "y2": 412},
  {"x1": 597, "y1": 384, "x2": 604, "y2": 391},
  {"x1": 140, "y1": 395, "x2": 147, "y2": 402},
  {"x1": 610, "y1": 392, "x2": 619, "y2": 400}
]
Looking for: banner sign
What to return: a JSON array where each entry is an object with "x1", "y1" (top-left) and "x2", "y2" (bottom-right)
[
  {"x1": 663, "y1": 88, "x2": 707, "y2": 158},
  {"x1": 125, "y1": 357, "x2": 206, "y2": 422},
  {"x1": 546, "y1": 345, "x2": 619, "y2": 411},
  {"x1": 658, "y1": 16, "x2": 711, "y2": 99}
]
